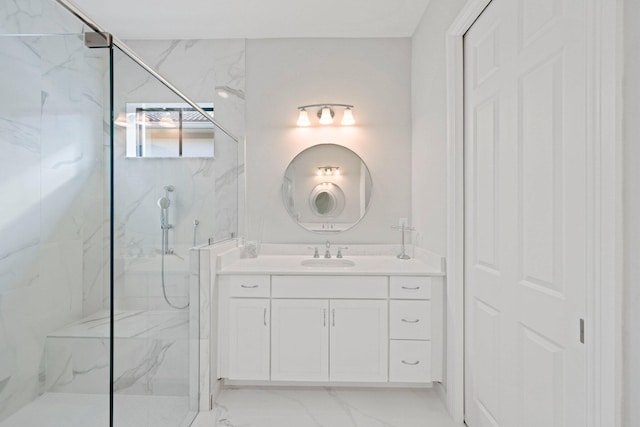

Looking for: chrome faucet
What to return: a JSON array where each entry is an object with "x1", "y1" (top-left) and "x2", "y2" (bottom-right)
[
  {"x1": 308, "y1": 246, "x2": 320, "y2": 258},
  {"x1": 324, "y1": 240, "x2": 332, "y2": 258},
  {"x1": 336, "y1": 246, "x2": 349, "y2": 258}
]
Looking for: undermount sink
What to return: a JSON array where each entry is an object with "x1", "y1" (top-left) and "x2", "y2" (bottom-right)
[{"x1": 301, "y1": 258, "x2": 356, "y2": 268}]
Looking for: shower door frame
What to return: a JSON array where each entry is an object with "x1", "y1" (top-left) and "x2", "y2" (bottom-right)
[{"x1": 52, "y1": 2, "x2": 241, "y2": 425}]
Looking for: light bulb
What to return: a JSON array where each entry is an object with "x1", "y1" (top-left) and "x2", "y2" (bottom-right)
[
  {"x1": 297, "y1": 109, "x2": 311, "y2": 126},
  {"x1": 319, "y1": 107, "x2": 334, "y2": 125},
  {"x1": 341, "y1": 107, "x2": 355, "y2": 125}
]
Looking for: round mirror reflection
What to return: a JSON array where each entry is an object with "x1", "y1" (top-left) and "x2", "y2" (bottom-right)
[
  {"x1": 309, "y1": 183, "x2": 345, "y2": 217},
  {"x1": 282, "y1": 144, "x2": 373, "y2": 233}
]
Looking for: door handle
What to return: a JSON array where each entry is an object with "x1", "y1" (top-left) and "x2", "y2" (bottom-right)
[
  {"x1": 401, "y1": 318, "x2": 420, "y2": 323},
  {"x1": 401, "y1": 360, "x2": 420, "y2": 366},
  {"x1": 332, "y1": 309, "x2": 335, "y2": 327},
  {"x1": 263, "y1": 308, "x2": 267, "y2": 326},
  {"x1": 323, "y1": 309, "x2": 327, "y2": 327}
]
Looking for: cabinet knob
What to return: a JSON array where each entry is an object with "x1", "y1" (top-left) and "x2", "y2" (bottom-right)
[{"x1": 401, "y1": 360, "x2": 420, "y2": 366}]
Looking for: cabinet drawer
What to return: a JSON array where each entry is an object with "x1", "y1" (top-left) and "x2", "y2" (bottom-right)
[
  {"x1": 229, "y1": 275, "x2": 270, "y2": 297},
  {"x1": 272, "y1": 276, "x2": 387, "y2": 299},
  {"x1": 389, "y1": 340, "x2": 431, "y2": 383},
  {"x1": 390, "y1": 300, "x2": 431, "y2": 340},
  {"x1": 390, "y1": 276, "x2": 431, "y2": 299}
]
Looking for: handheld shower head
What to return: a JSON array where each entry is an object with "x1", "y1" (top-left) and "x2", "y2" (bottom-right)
[{"x1": 157, "y1": 196, "x2": 171, "y2": 209}]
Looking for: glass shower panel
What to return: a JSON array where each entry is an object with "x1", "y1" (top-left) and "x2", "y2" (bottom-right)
[
  {"x1": 0, "y1": 32, "x2": 110, "y2": 426},
  {"x1": 112, "y1": 43, "x2": 238, "y2": 426}
]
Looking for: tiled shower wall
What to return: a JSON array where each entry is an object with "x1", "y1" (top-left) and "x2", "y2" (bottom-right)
[
  {"x1": 0, "y1": 0, "x2": 108, "y2": 420},
  {"x1": 112, "y1": 39, "x2": 245, "y2": 310}
]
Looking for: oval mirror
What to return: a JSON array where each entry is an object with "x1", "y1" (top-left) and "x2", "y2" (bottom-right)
[{"x1": 282, "y1": 144, "x2": 373, "y2": 233}]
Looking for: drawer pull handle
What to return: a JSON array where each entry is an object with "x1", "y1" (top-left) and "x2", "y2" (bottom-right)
[
  {"x1": 241, "y1": 284, "x2": 259, "y2": 289},
  {"x1": 401, "y1": 360, "x2": 420, "y2": 366},
  {"x1": 401, "y1": 318, "x2": 420, "y2": 324},
  {"x1": 401, "y1": 285, "x2": 420, "y2": 290}
]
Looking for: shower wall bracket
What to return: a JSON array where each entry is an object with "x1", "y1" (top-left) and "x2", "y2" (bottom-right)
[{"x1": 84, "y1": 32, "x2": 112, "y2": 49}]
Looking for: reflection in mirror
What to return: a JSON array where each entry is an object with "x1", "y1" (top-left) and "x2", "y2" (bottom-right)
[
  {"x1": 314, "y1": 191, "x2": 334, "y2": 214},
  {"x1": 282, "y1": 144, "x2": 372, "y2": 233},
  {"x1": 309, "y1": 182, "x2": 345, "y2": 217}
]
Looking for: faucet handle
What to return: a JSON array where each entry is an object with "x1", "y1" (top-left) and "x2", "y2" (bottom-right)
[
  {"x1": 336, "y1": 246, "x2": 349, "y2": 258},
  {"x1": 307, "y1": 246, "x2": 320, "y2": 258}
]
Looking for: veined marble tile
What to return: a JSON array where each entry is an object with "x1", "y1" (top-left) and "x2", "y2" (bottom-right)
[
  {"x1": 194, "y1": 388, "x2": 462, "y2": 427},
  {"x1": 45, "y1": 310, "x2": 193, "y2": 396},
  {"x1": 0, "y1": 392, "x2": 196, "y2": 427}
]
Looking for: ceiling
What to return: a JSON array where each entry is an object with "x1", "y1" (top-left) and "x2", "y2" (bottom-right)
[{"x1": 71, "y1": 0, "x2": 433, "y2": 40}]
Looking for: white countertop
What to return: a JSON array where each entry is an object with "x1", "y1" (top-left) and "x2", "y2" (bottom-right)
[{"x1": 218, "y1": 255, "x2": 444, "y2": 276}]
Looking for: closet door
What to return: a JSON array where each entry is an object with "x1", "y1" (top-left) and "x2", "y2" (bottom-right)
[{"x1": 464, "y1": 0, "x2": 587, "y2": 425}]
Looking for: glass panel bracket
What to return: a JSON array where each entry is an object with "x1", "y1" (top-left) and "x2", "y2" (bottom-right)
[{"x1": 85, "y1": 32, "x2": 112, "y2": 49}]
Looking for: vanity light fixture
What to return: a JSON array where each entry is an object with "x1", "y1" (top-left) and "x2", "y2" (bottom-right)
[
  {"x1": 296, "y1": 104, "x2": 355, "y2": 126},
  {"x1": 296, "y1": 108, "x2": 311, "y2": 126},
  {"x1": 317, "y1": 166, "x2": 340, "y2": 176}
]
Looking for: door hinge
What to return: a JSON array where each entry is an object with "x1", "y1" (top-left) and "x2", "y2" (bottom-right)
[{"x1": 580, "y1": 318, "x2": 585, "y2": 344}]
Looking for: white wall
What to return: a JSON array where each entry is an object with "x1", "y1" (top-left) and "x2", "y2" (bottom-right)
[
  {"x1": 245, "y1": 38, "x2": 412, "y2": 245},
  {"x1": 623, "y1": 0, "x2": 640, "y2": 423},
  {"x1": 411, "y1": 0, "x2": 466, "y2": 256}
]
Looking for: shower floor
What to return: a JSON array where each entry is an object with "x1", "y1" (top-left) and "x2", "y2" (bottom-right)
[
  {"x1": 0, "y1": 392, "x2": 196, "y2": 427},
  {"x1": 1, "y1": 310, "x2": 197, "y2": 426}
]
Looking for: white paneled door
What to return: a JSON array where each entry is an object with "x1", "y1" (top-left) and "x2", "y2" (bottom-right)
[{"x1": 464, "y1": 0, "x2": 587, "y2": 426}]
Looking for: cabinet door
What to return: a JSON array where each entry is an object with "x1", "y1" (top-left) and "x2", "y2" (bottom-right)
[
  {"x1": 271, "y1": 299, "x2": 329, "y2": 381},
  {"x1": 329, "y1": 300, "x2": 388, "y2": 382},
  {"x1": 228, "y1": 299, "x2": 270, "y2": 380}
]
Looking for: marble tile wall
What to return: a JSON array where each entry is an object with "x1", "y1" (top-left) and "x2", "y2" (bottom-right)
[
  {"x1": 111, "y1": 39, "x2": 245, "y2": 310},
  {"x1": 0, "y1": 1, "x2": 109, "y2": 420}
]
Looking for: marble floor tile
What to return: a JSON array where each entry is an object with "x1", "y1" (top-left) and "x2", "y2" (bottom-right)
[
  {"x1": 193, "y1": 387, "x2": 463, "y2": 427},
  {"x1": 0, "y1": 392, "x2": 195, "y2": 427}
]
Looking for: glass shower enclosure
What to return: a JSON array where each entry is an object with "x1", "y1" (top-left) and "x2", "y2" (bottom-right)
[{"x1": 0, "y1": 0, "x2": 239, "y2": 426}]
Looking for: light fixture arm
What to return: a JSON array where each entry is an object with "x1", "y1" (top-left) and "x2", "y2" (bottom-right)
[{"x1": 297, "y1": 103, "x2": 354, "y2": 110}]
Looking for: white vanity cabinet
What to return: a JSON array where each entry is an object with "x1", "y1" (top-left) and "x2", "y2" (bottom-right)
[
  {"x1": 270, "y1": 276, "x2": 388, "y2": 382},
  {"x1": 270, "y1": 298, "x2": 387, "y2": 382},
  {"x1": 227, "y1": 298, "x2": 270, "y2": 380},
  {"x1": 271, "y1": 299, "x2": 329, "y2": 381},
  {"x1": 329, "y1": 299, "x2": 388, "y2": 382},
  {"x1": 220, "y1": 272, "x2": 442, "y2": 386},
  {"x1": 388, "y1": 276, "x2": 434, "y2": 383}
]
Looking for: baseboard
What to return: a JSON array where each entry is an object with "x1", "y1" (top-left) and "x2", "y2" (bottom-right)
[{"x1": 222, "y1": 379, "x2": 433, "y2": 389}]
